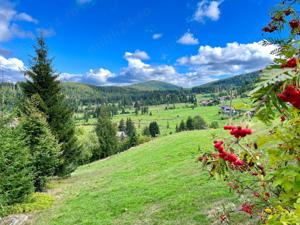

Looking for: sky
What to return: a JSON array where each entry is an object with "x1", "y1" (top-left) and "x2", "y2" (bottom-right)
[{"x1": 0, "y1": 0, "x2": 279, "y2": 87}]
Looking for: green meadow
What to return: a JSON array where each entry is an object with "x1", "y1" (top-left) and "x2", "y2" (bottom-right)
[{"x1": 32, "y1": 130, "x2": 241, "y2": 225}]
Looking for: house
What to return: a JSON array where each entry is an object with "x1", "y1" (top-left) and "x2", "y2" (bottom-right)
[
  {"x1": 200, "y1": 99, "x2": 216, "y2": 106},
  {"x1": 219, "y1": 96, "x2": 232, "y2": 104},
  {"x1": 116, "y1": 131, "x2": 127, "y2": 139},
  {"x1": 220, "y1": 105, "x2": 236, "y2": 114}
]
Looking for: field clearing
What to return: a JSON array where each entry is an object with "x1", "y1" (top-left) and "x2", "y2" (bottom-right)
[
  {"x1": 31, "y1": 130, "x2": 241, "y2": 225},
  {"x1": 75, "y1": 98, "x2": 251, "y2": 136}
]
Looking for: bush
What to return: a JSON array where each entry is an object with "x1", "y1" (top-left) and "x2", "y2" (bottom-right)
[
  {"x1": 209, "y1": 121, "x2": 219, "y2": 129},
  {"x1": 193, "y1": 115, "x2": 207, "y2": 130},
  {"x1": 5, "y1": 193, "x2": 54, "y2": 215}
]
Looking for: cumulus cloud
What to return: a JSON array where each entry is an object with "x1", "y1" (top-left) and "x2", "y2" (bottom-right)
[
  {"x1": 0, "y1": 54, "x2": 25, "y2": 83},
  {"x1": 124, "y1": 50, "x2": 150, "y2": 60},
  {"x1": 0, "y1": 0, "x2": 38, "y2": 42},
  {"x1": 152, "y1": 33, "x2": 163, "y2": 40},
  {"x1": 194, "y1": 0, "x2": 223, "y2": 22},
  {"x1": 177, "y1": 41, "x2": 276, "y2": 78},
  {"x1": 60, "y1": 68, "x2": 115, "y2": 85},
  {"x1": 115, "y1": 50, "x2": 177, "y2": 84},
  {"x1": 177, "y1": 32, "x2": 199, "y2": 45}
]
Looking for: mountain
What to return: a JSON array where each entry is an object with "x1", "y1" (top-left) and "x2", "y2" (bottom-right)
[
  {"x1": 31, "y1": 131, "x2": 234, "y2": 225},
  {"x1": 128, "y1": 80, "x2": 182, "y2": 91},
  {"x1": 191, "y1": 71, "x2": 261, "y2": 93}
]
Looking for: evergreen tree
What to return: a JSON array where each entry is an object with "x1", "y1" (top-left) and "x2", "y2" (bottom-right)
[
  {"x1": 179, "y1": 119, "x2": 186, "y2": 132},
  {"x1": 186, "y1": 116, "x2": 194, "y2": 130},
  {"x1": 175, "y1": 124, "x2": 179, "y2": 133},
  {"x1": 0, "y1": 122, "x2": 33, "y2": 206},
  {"x1": 21, "y1": 37, "x2": 80, "y2": 176},
  {"x1": 19, "y1": 98, "x2": 60, "y2": 191},
  {"x1": 149, "y1": 121, "x2": 160, "y2": 137},
  {"x1": 125, "y1": 118, "x2": 136, "y2": 137},
  {"x1": 142, "y1": 126, "x2": 150, "y2": 136},
  {"x1": 128, "y1": 131, "x2": 138, "y2": 147},
  {"x1": 95, "y1": 111, "x2": 118, "y2": 159},
  {"x1": 118, "y1": 119, "x2": 126, "y2": 132}
]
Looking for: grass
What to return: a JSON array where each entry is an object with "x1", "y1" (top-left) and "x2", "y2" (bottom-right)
[{"x1": 31, "y1": 130, "x2": 238, "y2": 225}]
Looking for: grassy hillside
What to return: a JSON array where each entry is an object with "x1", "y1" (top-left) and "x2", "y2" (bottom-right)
[
  {"x1": 128, "y1": 80, "x2": 181, "y2": 91},
  {"x1": 32, "y1": 131, "x2": 237, "y2": 225}
]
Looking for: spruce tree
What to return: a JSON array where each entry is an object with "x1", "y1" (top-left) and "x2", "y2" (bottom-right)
[
  {"x1": 149, "y1": 121, "x2": 160, "y2": 137},
  {"x1": 21, "y1": 37, "x2": 80, "y2": 176},
  {"x1": 186, "y1": 116, "x2": 194, "y2": 130},
  {"x1": 118, "y1": 119, "x2": 126, "y2": 132},
  {"x1": 19, "y1": 97, "x2": 60, "y2": 191},
  {"x1": 179, "y1": 119, "x2": 186, "y2": 132},
  {"x1": 95, "y1": 110, "x2": 118, "y2": 159},
  {"x1": 0, "y1": 123, "x2": 33, "y2": 206},
  {"x1": 125, "y1": 118, "x2": 136, "y2": 137}
]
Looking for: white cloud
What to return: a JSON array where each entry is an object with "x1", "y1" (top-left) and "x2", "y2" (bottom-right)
[
  {"x1": 76, "y1": 0, "x2": 93, "y2": 5},
  {"x1": 0, "y1": 54, "x2": 25, "y2": 83},
  {"x1": 177, "y1": 41, "x2": 276, "y2": 78},
  {"x1": 15, "y1": 12, "x2": 38, "y2": 24},
  {"x1": 194, "y1": 0, "x2": 223, "y2": 22},
  {"x1": 86, "y1": 68, "x2": 114, "y2": 84},
  {"x1": 124, "y1": 50, "x2": 150, "y2": 60},
  {"x1": 0, "y1": 0, "x2": 38, "y2": 42},
  {"x1": 152, "y1": 33, "x2": 162, "y2": 40},
  {"x1": 177, "y1": 32, "x2": 199, "y2": 45},
  {"x1": 60, "y1": 68, "x2": 114, "y2": 85}
]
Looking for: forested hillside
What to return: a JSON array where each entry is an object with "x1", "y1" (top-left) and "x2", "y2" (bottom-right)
[
  {"x1": 191, "y1": 71, "x2": 260, "y2": 94},
  {"x1": 128, "y1": 80, "x2": 181, "y2": 91}
]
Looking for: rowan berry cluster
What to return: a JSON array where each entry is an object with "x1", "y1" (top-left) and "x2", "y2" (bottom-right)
[
  {"x1": 213, "y1": 140, "x2": 244, "y2": 166},
  {"x1": 277, "y1": 85, "x2": 300, "y2": 109},
  {"x1": 224, "y1": 125, "x2": 252, "y2": 139}
]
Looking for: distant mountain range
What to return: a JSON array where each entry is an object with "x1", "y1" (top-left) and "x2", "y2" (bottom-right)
[{"x1": 60, "y1": 70, "x2": 260, "y2": 93}]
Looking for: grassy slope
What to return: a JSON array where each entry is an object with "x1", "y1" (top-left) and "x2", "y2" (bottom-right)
[{"x1": 32, "y1": 131, "x2": 236, "y2": 225}]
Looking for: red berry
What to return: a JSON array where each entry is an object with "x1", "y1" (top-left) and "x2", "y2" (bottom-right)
[
  {"x1": 284, "y1": 9, "x2": 292, "y2": 16},
  {"x1": 287, "y1": 57, "x2": 297, "y2": 68},
  {"x1": 289, "y1": 19, "x2": 300, "y2": 29},
  {"x1": 234, "y1": 160, "x2": 244, "y2": 166},
  {"x1": 227, "y1": 154, "x2": 238, "y2": 163},
  {"x1": 241, "y1": 203, "x2": 255, "y2": 215}
]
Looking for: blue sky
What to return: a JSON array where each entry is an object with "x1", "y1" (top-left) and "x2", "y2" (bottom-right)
[{"x1": 0, "y1": 0, "x2": 278, "y2": 87}]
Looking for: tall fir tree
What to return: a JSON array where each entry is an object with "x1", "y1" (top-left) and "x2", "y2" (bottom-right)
[
  {"x1": 149, "y1": 121, "x2": 160, "y2": 137},
  {"x1": 21, "y1": 37, "x2": 80, "y2": 176},
  {"x1": 179, "y1": 119, "x2": 186, "y2": 132},
  {"x1": 118, "y1": 119, "x2": 126, "y2": 132},
  {"x1": 95, "y1": 109, "x2": 118, "y2": 159},
  {"x1": 186, "y1": 116, "x2": 194, "y2": 130},
  {"x1": 125, "y1": 118, "x2": 136, "y2": 137}
]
